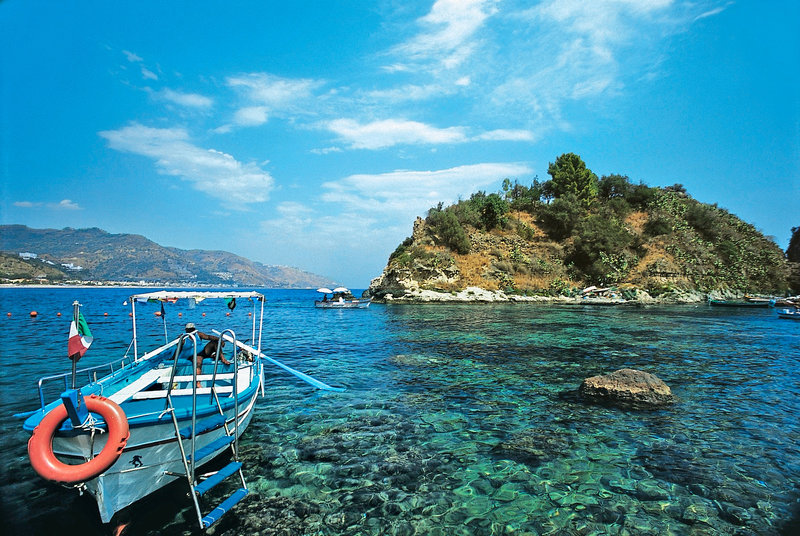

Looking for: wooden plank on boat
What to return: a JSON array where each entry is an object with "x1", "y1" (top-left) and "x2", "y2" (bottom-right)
[
  {"x1": 109, "y1": 369, "x2": 168, "y2": 404},
  {"x1": 172, "y1": 374, "x2": 235, "y2": 382},
  {"x1": 131, "y1": 386, "x2": 234, "y2": 400}
]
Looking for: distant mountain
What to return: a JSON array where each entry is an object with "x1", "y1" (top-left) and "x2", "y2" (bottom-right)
[{"x1": 0, "y1": 225, "x2": 336, "y2": 288}]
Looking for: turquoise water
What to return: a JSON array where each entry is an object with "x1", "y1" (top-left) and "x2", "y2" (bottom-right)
[{"x1": 1, "y1": 288, "x2": 798, "y2": 535}]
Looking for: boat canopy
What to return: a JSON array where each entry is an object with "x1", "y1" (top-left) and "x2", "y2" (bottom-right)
[
  {"x1": 130, "y1": 291, "x2": 264, "y2": 302},
  {"x1": 128, "y1": 290, "x2": 265, "y2": 362},
  {"x1": 316, "y1": 288, "x2": 333, "y2": 294},
  {"x1": 332, "y1": 287, "x2": 349, "y2": 293}
]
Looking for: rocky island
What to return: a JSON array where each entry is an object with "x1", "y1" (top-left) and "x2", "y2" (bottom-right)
[{"x1": 369, "y1": 154, "x2": 796, "y2": 304}]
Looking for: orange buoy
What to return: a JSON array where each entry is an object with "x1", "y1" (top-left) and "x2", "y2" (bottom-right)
[
  {"x1": 178, "y1": 312, "x2": 182, "y2": 317},
  {"x1": 57, "y1": 312, "x2": 62, "y2": 317},
  {"x1": 155, "y1": 311, "x2": 161, "y2": 316},
  {"x1": 28, "y1": 395, "x2": 129, "y2": 484},
  {"x1": 226, "y1": 312, "x2": 231, "y2": 316},
  {"x1": 6, "y1": 313, "x2": 11, "y2": 317},
  {"x1": 128, "y1": 312, "x2": 133, "y2": 317},
  {"x1": 104, "y1": 312, "x2": 108, "y2": 316},
  {"x1": 202, "y1": 313, "x2": 206, "y2": 317},
  {"x1": 30, "y1": 311, "x2": 38, "y2": 317}
]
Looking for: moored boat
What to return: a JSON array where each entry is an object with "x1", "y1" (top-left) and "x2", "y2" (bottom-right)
[
  {"x1": 315, "y1": 287, "x2": 371, "y2": 308},
  {"x1": 18, "y1": 291, "x2": 342, "y2": 529},
  {"x1": 777, "y1": 308, "x2": 800, "y2": 320}
]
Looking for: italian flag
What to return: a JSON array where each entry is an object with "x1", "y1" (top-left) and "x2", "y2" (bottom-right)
[{"x1": 68, "y1": 311, "x2": 93, "y2": 359}]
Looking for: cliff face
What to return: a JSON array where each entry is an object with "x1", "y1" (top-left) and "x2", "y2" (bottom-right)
[{"x1": 369, "y1": 189, "x2": 790, "y2": 302}]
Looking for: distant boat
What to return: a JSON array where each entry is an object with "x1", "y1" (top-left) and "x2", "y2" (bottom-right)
[
  {"x1": 744, "y1": 295, "x2": 774, "y2": 305},
  {"x1": 579, "y1": 286, "x2": 627, "y2": 305},
  {"x1": 708, "y1": 298, "x2": 770, "y2": 307},
  {"x1": 315, "y1": 287, "x2": 372, "y2": 309},
  {"x1": 777, "y1": 308, "x2": 800, "y2": 320}
]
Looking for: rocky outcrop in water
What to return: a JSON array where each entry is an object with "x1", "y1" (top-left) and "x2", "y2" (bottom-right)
[
  {"x1": 578, "y1": 368, "x2": 675, "y2": 407},
  {"x1": 491, "y1": 427, "x2": 574, "y2": 467}
]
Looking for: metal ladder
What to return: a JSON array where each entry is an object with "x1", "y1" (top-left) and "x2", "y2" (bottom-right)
[{"x1": 164, "y1": 330, "x2": 249, "y2": 530}]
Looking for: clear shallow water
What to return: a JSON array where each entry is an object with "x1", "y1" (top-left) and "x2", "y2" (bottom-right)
[{"x1": 0, "y1": 288, "x2": 798, "y2": 535}]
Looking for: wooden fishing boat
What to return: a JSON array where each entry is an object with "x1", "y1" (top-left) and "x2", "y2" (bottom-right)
[
  {"x1": 315, "y1": 287, "x2": 371, "y2": 309},
  {"x1": 18, "y1": 291, "x2": 342, "y2": 529},
  {"x1": 777, "y1": 308, "x2": 800, "y2": 320}
]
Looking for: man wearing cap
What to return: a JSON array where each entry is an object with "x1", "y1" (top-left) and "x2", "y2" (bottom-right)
[{"x1": 185, "y1": 323, "x2": 232, "y2": 382}]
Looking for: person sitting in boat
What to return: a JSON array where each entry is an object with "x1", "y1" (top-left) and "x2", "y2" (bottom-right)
[{"x1": 184, "y1": 323, "x2": 232, "y2": 377}]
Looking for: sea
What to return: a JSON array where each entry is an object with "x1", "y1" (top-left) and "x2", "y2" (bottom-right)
[{"x1": 0, "y1": 287, "x2": 798, "y2": 535}]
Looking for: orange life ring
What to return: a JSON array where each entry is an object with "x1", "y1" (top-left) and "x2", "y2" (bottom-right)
[{"x1": 28, "y1": 394, "x2": 130, "y2": 484}]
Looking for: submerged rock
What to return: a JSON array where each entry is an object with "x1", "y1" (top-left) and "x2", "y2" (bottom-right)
[
  {"x1": 578, "y1": 368, "x2": 675, "y2": 407},
  {"x1": 491, "y1": 427, "x2": 573, "y2": 467}
]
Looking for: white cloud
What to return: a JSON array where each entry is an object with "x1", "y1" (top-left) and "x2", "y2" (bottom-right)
[
  {"x1": 233, "y1": 106, "x2": 269, "y2": 126},
  {"x1": 160, "y1": 89, "x2": 213, "y2": 109},
  {"x1": 221, "y1": 73, "x2": 323, "y2": 131},
  {"x1": 99, "y1": 123, "x2": 274, "y2": 206},
  {"x1": 52, "y1": 199, "x2": 81, "y2": 210},
  {"x1": 325, "y1": 118, "x2": 468, "y2": 149},
  {"x1": 694, "y1": 4, "x2": 730, "y2": 22},
  {"x1": 122, "y1": 50, "x2": 143, "y2": 63},
  {"x1": 391, "y1": 0, "x2": 498, "y2": 71},
  {"x1": 364, "y1": 84, "x2": 447, "y2": 102},
  {"x1": 310, "y1": 146, "x2": 343, "y2": 155},
  {"x1": 227, "y1": 73, "x2": 320, "y2": 109},
  {"x1": 475, "y1": 129, "x2": 536, "y2": 141},
  {"x1": 13, "y1": 200, "x2": 80, "y2": 209},
  {"x1": 322, "y1": 162, "x2": 532, "y2": 217},
  {"x1": 141, "y1": 68, "x2": 158, "y2": 81}
]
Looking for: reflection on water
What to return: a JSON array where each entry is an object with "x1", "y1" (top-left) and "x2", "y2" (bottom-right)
[{"x1": 1, "y1": 288, "x2": 798, "y2": 535}]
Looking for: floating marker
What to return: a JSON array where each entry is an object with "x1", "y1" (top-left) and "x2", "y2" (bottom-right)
[
  {"x1": 30, "y1": 311, "x2": 38, "y2": 317},
  {"x1": 104, "y1": 312, "x2": 108, "y2": 316},
  {"x1": 155, "y1": 311, "x2": 162, "y2": 316},
  {"x1": 57, "y1": 312, "x2": 62, "y2": 317}
]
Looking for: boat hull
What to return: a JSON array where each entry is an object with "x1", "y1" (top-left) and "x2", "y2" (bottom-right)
[
  {"x1": 52, "y1": 386, "x2": 258, "y2": 523},
  {"x1": 777, "y1": 309, "x2": 800, "y2": 320}
]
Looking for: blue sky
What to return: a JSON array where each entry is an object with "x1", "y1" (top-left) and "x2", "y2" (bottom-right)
[{"x1": 2, "y1": 1, "x2": 798, "y2": 288}]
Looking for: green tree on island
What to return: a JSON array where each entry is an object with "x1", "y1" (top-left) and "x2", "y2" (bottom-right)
[
  {"x1": 546, "y1": 153, "x2": 599, "y2": 207},
  {"x1": 787, "y1": 226, "x2": 800, "y2": 262}
]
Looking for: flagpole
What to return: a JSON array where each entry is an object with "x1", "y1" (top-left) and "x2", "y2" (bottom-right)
[{"x1": 71, "y1": 300, "x2": 80, "y2": 389}]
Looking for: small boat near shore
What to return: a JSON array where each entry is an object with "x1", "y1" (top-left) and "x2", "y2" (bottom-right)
[
  {"x1": 579, "y1": 286, "x2": 628, "y2": 305},
  {"x1": 777, "y1": 308, "x2": 800, "y2": 320},
  {"x1": 315, "y1": 287, "x2": 371, "y2": 309},
  {"x1": 17, "y1": 291, "x2": 342, "y2": 529}
]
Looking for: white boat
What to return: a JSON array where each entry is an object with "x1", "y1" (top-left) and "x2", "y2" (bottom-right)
[
  {"x1": 777, "y1": 308, "x2": 800, "y2": 320},
  {"x1": 20, "y1": 291, "x2": 342, "y2": 529},
  {"x1": 314, "y1": 287, "x2": 371, "y2": 308}
]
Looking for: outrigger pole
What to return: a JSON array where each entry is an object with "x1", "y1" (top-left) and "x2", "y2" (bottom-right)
[{"x1": 213, "y1": 331, "x2": 345, "y2": 392}]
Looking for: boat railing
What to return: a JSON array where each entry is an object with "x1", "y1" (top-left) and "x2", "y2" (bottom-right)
[
  {"x1": 214, "y1": 329, "x2": 239, "y2": 456},
  {"x1": 33, "y1": 338, "x2": 181, "y2": 413}
]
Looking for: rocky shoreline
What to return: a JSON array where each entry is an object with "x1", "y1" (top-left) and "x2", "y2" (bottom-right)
[{"x1": 367, "y1": 284, "x2": 741, "y2": 305}]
